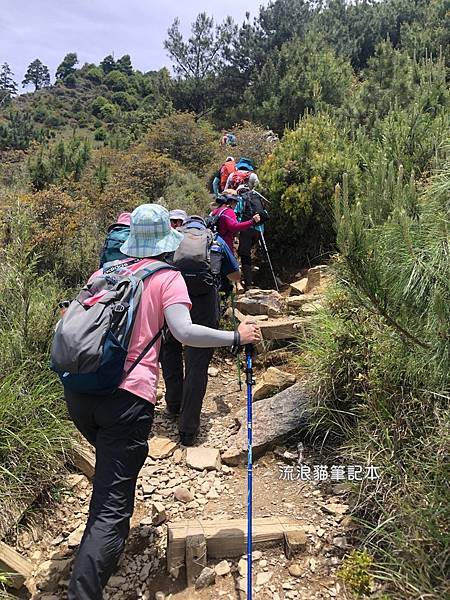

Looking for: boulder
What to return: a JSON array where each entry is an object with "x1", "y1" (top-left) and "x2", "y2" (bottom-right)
[
  {"x1": 300, "y1": 301, "x2": 322, "y2": 315},
  {"x1": 235, "y1": 290, "x2": 283, "y2": 318},
  {"x1": 186, "y1": 447, "x2": 221, "y2": 471},
  {"x1": 36, "y1": 558, "x2": 71, "y2": 592},
  {"x1": 290, "y1": 278, "x2": 308, "y2": 295},
  {"x1": 232, "y1": 383, "x2": 311, "y2": 458},
  {"x1": 149, "y1": 436, "x2": 177, "y2": 460},
  {"x1": 253, "y1": 367, "x2": 296, "y2": 401}
]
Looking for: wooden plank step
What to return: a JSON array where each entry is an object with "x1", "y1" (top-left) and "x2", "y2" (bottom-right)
[
  {"x1": 167, "y1": 517, "x2": 303, "y2": 571},
  {"x1": 0, "y1": 541, "x2": 33, "y2": 590}
]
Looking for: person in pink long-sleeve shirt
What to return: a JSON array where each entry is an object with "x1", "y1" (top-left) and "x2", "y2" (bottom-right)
[{"x1": 210, "y1": 190, "x2": 260, "y2": 253}]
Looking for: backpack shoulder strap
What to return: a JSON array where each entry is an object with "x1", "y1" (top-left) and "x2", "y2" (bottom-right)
[
  {"x1": 138, "y1": 260, "x2": 177, "y2": 281},
  {"x1": 120, "y1": 261, "x2": 178, "y2": 381}
]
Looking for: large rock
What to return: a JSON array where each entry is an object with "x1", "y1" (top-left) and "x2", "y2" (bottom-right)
[
  {"x1": 284, "y1": 292, "x2": 320, "y2": 312},
  {"x1": 306, "y1": 265, "x2": 328, "y2": 292},
  {"x1": 221, "y1": 447, "x2": 242, "y2": 466},
  {"x1": 290, "y1": 278, "x2": 308, "y2": 295},
  {"x1": 186, "y1": 447, "x2": 221, "y2": 471},
  {"x1": 235, "y1": 290, "x2": 283, "y2": 318},
  {"x1": 253, "y1": 367, "x2": 296, "y2": 401},
  {"x1": 259, "y1": 317, "x2": 306, "y2": 341},
  {"x1": 233, "y1": 383, "x2": 311, "y2": 457},
  {"x1": 149, "y1": 436, "x2": 177, "y2": 460}
]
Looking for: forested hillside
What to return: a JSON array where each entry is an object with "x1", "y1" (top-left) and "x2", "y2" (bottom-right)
[{"x1": 0, "y1": 1, "x2": 448, "y2": 598}]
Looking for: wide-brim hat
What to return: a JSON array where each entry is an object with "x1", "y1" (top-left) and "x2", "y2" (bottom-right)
[
  {"x1": 120, "y1": 204, "x2": 184, "y2": 258},
  {"x1": 169, "y1": 209, "x2": 188, "y2": 223},
  {"x1": 236, "y1": 157, "x2": 255, "y2": 171}
]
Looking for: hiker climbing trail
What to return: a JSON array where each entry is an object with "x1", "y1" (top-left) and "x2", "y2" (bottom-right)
[{"x1": 4, "y1": 266, "x2": 354, "y2": 599}]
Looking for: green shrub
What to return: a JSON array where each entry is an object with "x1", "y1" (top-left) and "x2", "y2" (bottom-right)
[
  {"x1": 94, "y1": 127, "x2": 107, "y2": 141},
  {"x1": 338, "y1": 550, "x2": 374, "y2": 597},
  {"x1": 259, "y1": 113, "x2": 359, "y2": 265},
  {"x1": 104, "y1": 70, "x2": 129, "y2": 92},
  {"x1": 222, "y1": 121, "x2": 278, "y2": 169},
  {"x1": 84, "y1": 65, "x2": 104, "y2": 84},
  {"x1": 99, "y1": 102, "x2": 119, "y2": 123},
  {"x1": 145, "y1": 112, "x2": 218, "y2": 174},
  {"x1": 162, "y1": 170, "x2": 212, "y2": 217},
  {"x1": 20, "y1": 187, "x2": 99, "y2": 285},
  {"x1": 111, "y1": 91, "x2": 139, "y2": 111},
  {"x1": 91, "y1": 95, "x2": 109, "y2": 118}
]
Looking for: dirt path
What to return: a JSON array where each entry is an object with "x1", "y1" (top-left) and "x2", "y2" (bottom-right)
[{"x1": 9, "y1": 355, "x2": 353, "y2": 600}]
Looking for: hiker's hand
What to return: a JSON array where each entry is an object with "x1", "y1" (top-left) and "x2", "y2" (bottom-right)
[
  {"x1": 238, "y1": 320, "x2": 261, "y2": 345},
  {"x1": 252, "y1": 214, "x2": 261, "y2": 224}
]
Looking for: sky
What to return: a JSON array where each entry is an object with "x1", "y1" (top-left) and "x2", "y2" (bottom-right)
[{"x1": 0, "y1": 0, "x2": 267, "y2": 88}]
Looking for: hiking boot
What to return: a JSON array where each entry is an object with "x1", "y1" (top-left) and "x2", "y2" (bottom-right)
[
  {"x1": 179, "y1": 431, "x2": 198, "y2": 447},
  {"x1": 165, "y1": 407, "x2": 180, "y2": 421}
]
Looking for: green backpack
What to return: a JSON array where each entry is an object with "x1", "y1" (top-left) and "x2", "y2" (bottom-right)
[{"x1": 99, "y1": 224, "x2": 130, "y2": 268}]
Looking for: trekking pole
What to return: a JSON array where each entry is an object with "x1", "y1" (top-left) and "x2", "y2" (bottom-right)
[
  {"x1": 252, "y1": 189, "x2": 271, "y2": 206},
  {"x1": 245, "y1": 344, "x2": 255, "y2": 599},
  {"x1": 259, "y1": 230, "x2": 279, "y2": 292},
  {"x1": 231, "y1": 289, "x2": 242, "y2": 390}
]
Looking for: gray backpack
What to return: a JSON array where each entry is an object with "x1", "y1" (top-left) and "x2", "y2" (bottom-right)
[
  {"x1": 172, "y1": 223, "x2": 217, "y2": 296},
  {"x1": 51, "y1": 259, "x2": 175, "y2": 395}
]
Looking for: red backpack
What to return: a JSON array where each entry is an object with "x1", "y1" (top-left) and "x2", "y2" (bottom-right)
[
  {"x1": 228, "y1": 169, "x2": 251, "y2": 190},
  {"x1": 219, "y1": 160, "x2": 236, "y2": 191}
]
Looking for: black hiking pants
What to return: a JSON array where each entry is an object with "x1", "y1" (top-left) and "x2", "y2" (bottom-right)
[
  {"x1": 65, "y1": 388, "x2": 154, "y2": 600},
  {"x1": 160, "y1": 288, "x2": 218, "y2": 434},
  {"x1": 238, "y1": 229, "x2": 260, "y2": 289}
]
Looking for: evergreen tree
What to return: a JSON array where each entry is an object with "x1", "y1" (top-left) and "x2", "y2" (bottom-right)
[
  {"x1": 164, "y1": 12, "x2": 236, "y2": 113},
  {"x1": 55, "y1": 53, "x2": 78, "y2": 80},
  {"x1": 22, "y1": 59, "x2": 50, "y2": 91},
  {"x1": 100, "y1": 54, "x2": 116, "y2": 74},
  {"x1": 0, "y1": 62, "x2": 18, "y2": 104},
  {"x1": 116, "y1": 54, "x2": 133, "y2": 75}
]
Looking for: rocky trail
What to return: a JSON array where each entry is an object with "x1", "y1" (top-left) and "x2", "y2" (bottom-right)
[{"x1": 2, "y1": 266, "x2": 356, "y2": 600}]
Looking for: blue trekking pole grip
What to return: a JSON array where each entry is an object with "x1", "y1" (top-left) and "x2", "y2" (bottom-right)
[{"x1": 245, "y1": 344, "x2": 254, "y2": 599}]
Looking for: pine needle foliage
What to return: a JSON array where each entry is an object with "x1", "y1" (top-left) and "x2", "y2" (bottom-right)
[{"x1": 303, "y1": 160, "x2": 450, "y2": 598}]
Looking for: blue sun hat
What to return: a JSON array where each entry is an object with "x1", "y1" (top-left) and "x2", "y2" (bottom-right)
[
  {"x1": 120, "y1": 204, "x2": 184, "y2": 258},
  {"x1": 236, "y1": 157, "x2": 255, "y2": 171}
]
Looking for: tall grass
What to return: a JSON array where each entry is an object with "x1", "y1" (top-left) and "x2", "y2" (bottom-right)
[
  {"x1": 0, "y1": 205, "x2": 74, "y2": 536},
  {"x1": 0, "y1": 364, "x2": 73, "y2": 536}
]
